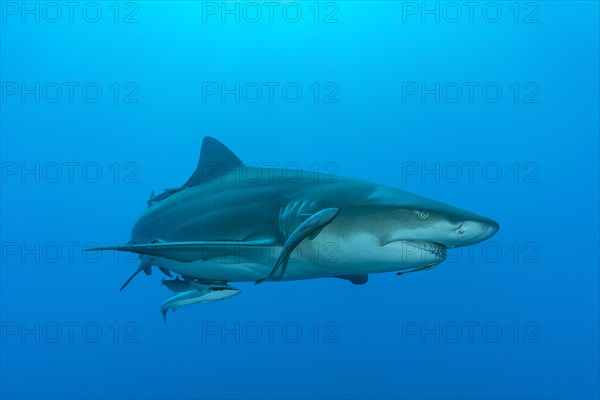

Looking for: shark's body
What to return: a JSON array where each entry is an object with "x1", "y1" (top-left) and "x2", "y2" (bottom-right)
[{"x1": 90, "y1": 137, "x2": 499, "y2": 318}]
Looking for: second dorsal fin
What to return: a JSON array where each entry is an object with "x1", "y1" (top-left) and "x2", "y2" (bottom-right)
[{"x1": 181, "y1": 137, "x2": 244, "y2": 188}]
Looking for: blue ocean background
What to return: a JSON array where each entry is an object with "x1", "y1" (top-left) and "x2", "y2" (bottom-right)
[{"x1": 1, "y1": 1, "x2": 598, "y2": 399}]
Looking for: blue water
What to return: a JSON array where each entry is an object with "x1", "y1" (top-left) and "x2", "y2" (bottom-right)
[{"x1": 1, "y1": 1, "x2": 598, "y2": 399}]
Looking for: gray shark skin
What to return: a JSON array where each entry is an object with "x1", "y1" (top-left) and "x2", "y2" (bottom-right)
[{"x1": 88, "y1": 137, "x2": 499, "y2": 317}]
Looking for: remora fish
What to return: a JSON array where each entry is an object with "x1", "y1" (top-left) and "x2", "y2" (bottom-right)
[{"x1": 87, "y1": 137, "x2": 499, "y2": 318}]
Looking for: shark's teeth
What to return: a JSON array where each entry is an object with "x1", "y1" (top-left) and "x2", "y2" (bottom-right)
[{"x1": 404, "y1": 241, "x2": 448, "y2": 258}]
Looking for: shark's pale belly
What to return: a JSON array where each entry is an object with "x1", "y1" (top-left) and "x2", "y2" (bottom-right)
[{"x1": 147, "y1": 236, "x2": 446, "y2": 282}]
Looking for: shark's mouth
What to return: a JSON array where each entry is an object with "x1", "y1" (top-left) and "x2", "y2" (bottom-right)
[
  {"x1": 412, "y1": 241, "x2": 448, "y2": 258},
  {"x1": 385, "y1": 240, "x2": 448, "y2": 259}
]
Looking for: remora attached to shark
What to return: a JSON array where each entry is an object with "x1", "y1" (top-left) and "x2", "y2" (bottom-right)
[{"x1": 87, "y1": 137, "x2": 499, "y2": 318}]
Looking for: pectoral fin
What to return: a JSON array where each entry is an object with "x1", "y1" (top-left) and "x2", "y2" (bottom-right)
[{"x1": 255, "y1": 208, "x2": 340, "y2": 284}]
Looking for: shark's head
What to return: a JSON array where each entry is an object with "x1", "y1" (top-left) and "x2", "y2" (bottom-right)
[
  {"x1": 366, "y1": 186, "x2": 499, "y2": 247},
  {"x1": 378, "y1": 202, "x2": 500, "y2": 249},
  {"x1": 323, "y1": 185, "x2": 499, "y2": 272}
]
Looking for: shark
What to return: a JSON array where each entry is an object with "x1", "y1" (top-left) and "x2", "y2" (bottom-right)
[{"x1": 87, "y1": 137, "x2": 499, "y2": 319}]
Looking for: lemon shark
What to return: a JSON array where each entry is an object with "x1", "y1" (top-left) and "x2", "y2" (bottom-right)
[{"x1": 88, "y1": 137, "x2": 499, "y2": 318}]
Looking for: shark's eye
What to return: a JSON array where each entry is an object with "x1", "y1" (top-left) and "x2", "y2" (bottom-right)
[{"x1": 417, "y1": 211, "x2": 429, "y2": 220}]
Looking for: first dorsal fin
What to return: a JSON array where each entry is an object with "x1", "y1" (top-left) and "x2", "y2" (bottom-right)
[{"x1": 182, "y1": 137, "x2": 244, "y2": 188}]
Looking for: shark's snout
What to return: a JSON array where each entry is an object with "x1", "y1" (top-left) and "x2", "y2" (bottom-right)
[{"x1": 449, "y1": 218, "x2": 499, "y2": 247}]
